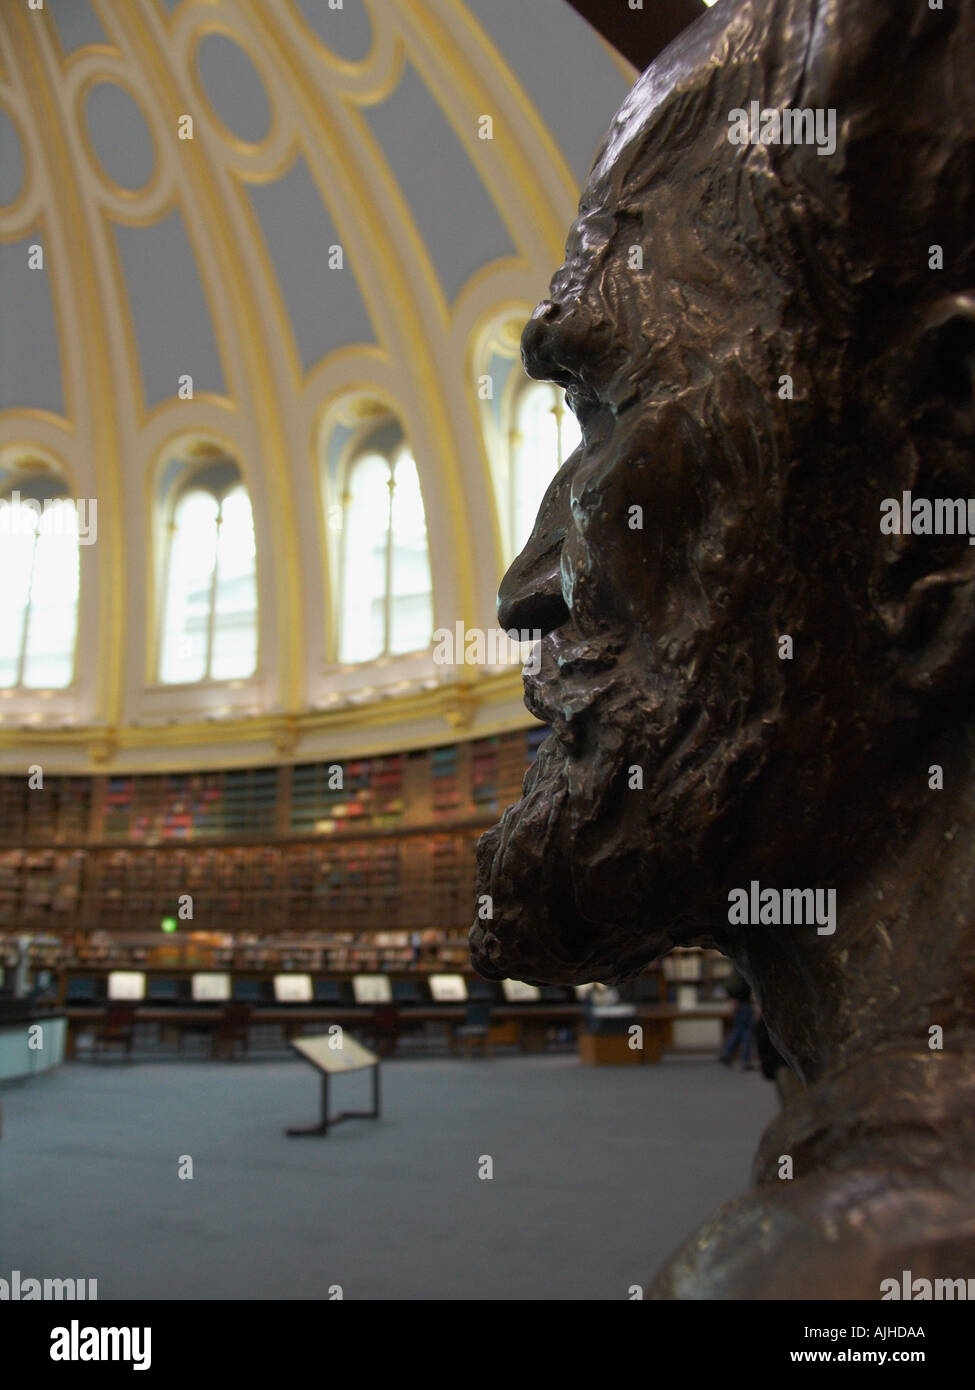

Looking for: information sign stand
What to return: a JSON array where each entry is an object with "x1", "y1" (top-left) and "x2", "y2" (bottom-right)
[{"x1": 286, "y1": 1033, "x2": 380, "y2": 1137}]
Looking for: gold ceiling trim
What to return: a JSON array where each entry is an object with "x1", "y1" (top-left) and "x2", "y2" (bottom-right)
[
  {"x1": 113, "y1": 0, "x2": 306, "y2": 712},
  {"x1": 0, "y1": 83, "x2": 38, "y2": 227},
  {"x1": 6, "y1": 7, "x2": 126, "y2": 727},
  {"x1": 241, "y1": 0, "x2": 480, "y2": 639}
]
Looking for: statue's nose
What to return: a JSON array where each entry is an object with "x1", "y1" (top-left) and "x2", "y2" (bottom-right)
[
  {"x1": 522, "y1": 294, "x2": 602, "y2": 391},
  {"x1": 520, "y1": 300, "x2": 565, "y2": 381},
  {"x1": 524, "y1": 295, "x2": 599, "y2": 384},
  {"x1": 498, "y1": 556, "x2": 568, "y2": 638}
]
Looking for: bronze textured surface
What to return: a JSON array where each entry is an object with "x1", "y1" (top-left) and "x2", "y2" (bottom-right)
[{"x1": 471, "y1": 0, "x2": 975, "y2": 1298}]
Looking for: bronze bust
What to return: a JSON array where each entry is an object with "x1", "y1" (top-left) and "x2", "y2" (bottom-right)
[{"x1": 471, "y1": 0, "x2": 975, "y2": 1298}]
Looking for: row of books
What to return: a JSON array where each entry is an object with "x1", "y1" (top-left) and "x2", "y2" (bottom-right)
[
  {"x1": 102, "y1": 768, "x2": 279, "y2": 842},
  {"x1": 290, "y1": 756, "x2": 404, "y2": 835},
  {"x1": 0, "y1": 830, "x2": 482, "y2": 932},
  {"x1": 0, "y1": 730, "x2": 547, "y2": 846},
  {"x1": 0, "y1": 778, "x2": 91, "y2": 843}
]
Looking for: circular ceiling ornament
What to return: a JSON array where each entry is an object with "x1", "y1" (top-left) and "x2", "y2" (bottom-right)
[
  {"x1": 83, "y1": 80, "x2": 157, "y2": 195},
  {"x1": 193, "y1": 30, "x2": 273, "y2": 149}
]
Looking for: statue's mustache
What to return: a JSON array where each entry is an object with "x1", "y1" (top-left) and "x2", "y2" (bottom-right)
[{"x1": 521, "y1": 631, "x2": 627, "y2": 747}]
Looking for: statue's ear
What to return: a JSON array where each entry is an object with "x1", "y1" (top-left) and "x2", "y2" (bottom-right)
[{"x1": 875, "y1": 293, "x2": 975, "y2": 697}]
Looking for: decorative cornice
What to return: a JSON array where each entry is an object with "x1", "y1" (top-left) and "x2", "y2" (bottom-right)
[{"x1": 0, "y1": 670, "x2": 536, "y2": 773}]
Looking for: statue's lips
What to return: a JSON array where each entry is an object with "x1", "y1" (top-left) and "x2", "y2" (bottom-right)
[
  {"x1": 523, "y1": 672, "x2": 600, "y2": 746},
  {"x1": 522, "y1": 629, "x2": 625, "y2": 742},
  {"x1": 522, "y1": 672, "x2": 563, "y2": 726}
]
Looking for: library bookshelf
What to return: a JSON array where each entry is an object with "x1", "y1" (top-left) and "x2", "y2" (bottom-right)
[
  {"x1": 0, "y1": 729, "x2": 547, "y2": 984},
  {"x1": 0, "y1": 728, "x2": 729, "y2": 1013}
]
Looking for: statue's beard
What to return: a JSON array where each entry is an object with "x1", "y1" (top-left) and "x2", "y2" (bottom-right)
[{"x1": 470, "y1": 622, "x2": 784, "y2": 985}]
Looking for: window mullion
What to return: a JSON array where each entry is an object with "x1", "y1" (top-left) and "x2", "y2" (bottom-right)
[
  {"x1": 384, "y1": 465, "x2": 395, "y2": 654},
  {"x1": 509, "y1": 425, "x2": 520, "y2": 560},
  {"x1": 158, "y1": 518, "x2": 177, "y2": 680},
  {"x1": 17, "y1": 531, "x2": 40, "y2": 688},
  {"x1": 206, "y1": 505, "x2": 221, "y2": 679},
  {"x1": 338, "y1": 487, "x2": 351, "y2": 660}
]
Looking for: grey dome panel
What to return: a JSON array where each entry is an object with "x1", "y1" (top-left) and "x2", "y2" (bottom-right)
[
  {"x1": 0, "y1": 237, "x2": 63, "y2": 415},
  {"x1": 114, "y1": 210, "x2": 226, "y2": 408},
  {"x1": 365, "y1": 62, "x2": 516, "y2": 304}
]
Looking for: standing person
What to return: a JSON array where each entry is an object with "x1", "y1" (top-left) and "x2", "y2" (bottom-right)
[{"x1": 719, "y1": 967, "x2": 754, "y2": 1069}]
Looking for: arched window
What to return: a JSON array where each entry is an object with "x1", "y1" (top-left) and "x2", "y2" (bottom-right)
[
  {"x1": 339, "y1": 444, "x2": 433, "y2": 664},
  {"x1": 510, "y1": 381, "x2": 581, "y2": 552},
  {"x1": 0, "y1": 476, "x2": 79, "y2": 689},
  {"x1": 159, "y1": 467, "x2": 257, "y2": 684}
]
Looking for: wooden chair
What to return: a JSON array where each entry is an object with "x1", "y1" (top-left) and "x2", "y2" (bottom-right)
[
  {"x1": 93, "y1": 1005, "x2": 136, "y2": 1062},
  {"x1": 212, "y1": 1003, "x2": 252, "y2": 1060},
  {"x1": 365, "y1": 1005, "x2": 400, "y2": 1058},
  {"x1": 455, "y1": 1002, "x2": 492, "y2": 1059}
]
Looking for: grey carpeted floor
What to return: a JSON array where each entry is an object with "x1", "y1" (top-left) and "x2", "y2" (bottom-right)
[{"x1": 1, "y1": 1055, "x2": 777, "y2": 1299}]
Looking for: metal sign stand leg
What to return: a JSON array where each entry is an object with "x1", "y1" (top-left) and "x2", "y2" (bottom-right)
[
  {"x1": 287, "y1": 1074, "x2": 331, "y2": 1137},
  {"x1": 286, "y1": 1064, "x2": 380, "y2": 1138}
]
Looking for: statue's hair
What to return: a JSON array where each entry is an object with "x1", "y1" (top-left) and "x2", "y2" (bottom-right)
[
  {"x1": 573, "y1": 0, "x2": 975, "y2": 713},
  {"x1": 601, "y1": 0, "x2": 975, "y2": 350}
]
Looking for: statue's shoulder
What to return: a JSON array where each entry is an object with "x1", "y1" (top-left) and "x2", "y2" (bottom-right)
[{"x1": 648, "y1": 1171, "x2": 975, "y2": 1300}]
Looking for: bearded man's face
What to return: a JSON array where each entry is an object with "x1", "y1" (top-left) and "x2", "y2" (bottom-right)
[{"x1": 469, "y1": 37, "x2": 867, "y2": 985}]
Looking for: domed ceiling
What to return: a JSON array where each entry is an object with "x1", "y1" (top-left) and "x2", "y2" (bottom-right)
[{"x1": 0, "y1": 0, "x2": 634, "y2": 771}]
